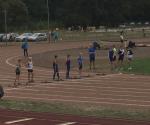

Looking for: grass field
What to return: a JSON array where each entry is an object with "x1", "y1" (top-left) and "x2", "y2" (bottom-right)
[
  {"x1": 0, "y1": 100, "x2": 150, "y2": 121},
  {"x1": 123, "y1": 58, "x2": 150, "y2": 75},
  {"x1": 59, "y1": 29, "x2": 150, "y2": 42}
]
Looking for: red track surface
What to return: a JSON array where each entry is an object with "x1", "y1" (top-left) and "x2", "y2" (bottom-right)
[
  {"x1": 0, "y1": 41, "x2": 150, "y2": 125},
  {"x1": 0, "y1": 109, "x2": 150, "y2": 125}
]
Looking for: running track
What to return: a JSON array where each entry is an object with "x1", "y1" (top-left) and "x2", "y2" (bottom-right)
[
  {"x1": 0, "y1": 109, "x2": 149, "y2": 125},
  {"x1": 0, "y1": 42, "x2": 150, "y2": 124}
]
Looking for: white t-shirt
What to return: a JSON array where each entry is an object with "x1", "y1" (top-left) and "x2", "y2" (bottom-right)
[{"x1": 28, "y1": 61, "x2": 33, "y2": 69}]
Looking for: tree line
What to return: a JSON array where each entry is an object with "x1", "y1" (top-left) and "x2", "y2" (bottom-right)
[{"x1": 0, "y1": 0, "x2": 150, "y2": 32}]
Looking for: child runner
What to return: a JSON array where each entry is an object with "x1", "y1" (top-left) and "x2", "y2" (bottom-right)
[
  {"x1": 88, "y1": 44, "x2": 96, "y2": 70},
  {"x1": 127, "y1": 48, "x2": 133, "y2": 70},
  {"x1": 66, "y1": 55, "x2": 71, "y2": 79},
  {"x1": 108, "y1": 46, "x2": 115, "y2": 70},
  {"x1": 53, "y1": 55, "x2": 60, "y2": 80},
  {"x1": 112, "y1": 45, "x2": 117, "y2": 68},
  {"x1": 118, "y1": 46, "x2": 125, "y2": 68},
  {"x1": 27, "y1": 57, "x2": 34, "y2": 84},
  {"x1": 77, "y1": 53, "x2": 83, "y2": 78},
  {"x1": 14, "y1": 59, "x2": 22, "y2": 87}
]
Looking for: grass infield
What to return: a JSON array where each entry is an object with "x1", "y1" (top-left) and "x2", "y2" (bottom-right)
[{"x1": 122, "y1": 58, "x2": 150, "y2": 75}]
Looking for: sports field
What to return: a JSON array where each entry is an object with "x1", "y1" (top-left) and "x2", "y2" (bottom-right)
[{"x1": 0, "y1": 34, "x2": 150, "y2": 124}]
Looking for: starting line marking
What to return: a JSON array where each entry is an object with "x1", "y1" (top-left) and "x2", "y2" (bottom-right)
[
  {"x1": 5, "y1": 118, "x2": 34, "y2": 124},
  {"x1": 57, "y1": 122, "x2": 77, "y2": 125}
]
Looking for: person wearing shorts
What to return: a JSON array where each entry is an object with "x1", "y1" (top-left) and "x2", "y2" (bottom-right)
[
  {"x1": 88, "y1": 44, "x2": 96, "y2": 70},
  {"x1": 78, "y1": 53, "x2": 83, "y2": 78},
  {"x1": 118, "y1": 46, "x2": 125, "y2": 68},
  {"x1": 27, "y1": 57, "x2": 34, "y2": 84},
  {"x1": 112, "y1": 45, "x2": 117, "y2": 68},
  {"x1": 108, "y1": 46, "x2": 115, "y2": 70},
  {"x1": 14, "y1": 59, "x2": 21, "y2": 87},
  {"x1": 127, "y1": 48, "x2": 133, "y2": 70}
]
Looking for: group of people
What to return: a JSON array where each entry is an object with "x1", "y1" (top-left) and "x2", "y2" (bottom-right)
[
  {"x1": 14, "y1": 57, "x2": 34, "y2": 87},
  {"x1": 52, "y1": 53, "x2": 83, "y2": 81},
  {"x1": 108, "y1": 44, "x2": 133, "y2": 71},
  {"x1": 14, "y1": 39, "x2": 133, "y2": 87}
]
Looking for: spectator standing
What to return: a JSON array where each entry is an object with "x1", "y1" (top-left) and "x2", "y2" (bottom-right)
[{"x1": 21, "y1": 38, "x2": 29, "y2": 57}]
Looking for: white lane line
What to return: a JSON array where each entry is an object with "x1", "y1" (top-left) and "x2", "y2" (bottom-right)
[
  {"x1": 57, "y1": 122, "x2": 76, "y2": 125},
  {"x1": 5, "y1": 118, "x2": 34, "y2": 124}
]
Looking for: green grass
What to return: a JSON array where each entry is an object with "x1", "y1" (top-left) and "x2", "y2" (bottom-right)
[
  {"x1": 123, "y1": 58, "x2": 150, "y2": 75},
  {"x1": 0, "y1": 99, "x2": 150, "y2": 121},
  {"x1": 59, "y1": 29, "x2": 150, "y2": 42}
]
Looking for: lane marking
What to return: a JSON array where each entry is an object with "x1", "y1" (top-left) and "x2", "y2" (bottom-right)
[
  {"x1": 5, "y1": 118, "x2": 34, "y2": 124},
  {"x1": 57, "y1": 122, "x2": 76, "y2": 125}
]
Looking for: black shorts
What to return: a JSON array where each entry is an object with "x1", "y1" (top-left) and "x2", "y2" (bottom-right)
[
  {"x1": 120, "y1": 39, "x2": 124, "y2": 43},
  {"x1": 16, "y1": 71, "x2": 20, "y2": 75},
  {"x1": 89, "y1": 55, "x2": 95, "y2": 62},
  {"x1": 79, "y1": 64, "x2": 83, "y2": 70},
  {"x1": 118, "y1": 55, "x2": 124, "y2": 61},
  {"x1": 28, "y1": 69, "x2": 33, "y2": 72}
]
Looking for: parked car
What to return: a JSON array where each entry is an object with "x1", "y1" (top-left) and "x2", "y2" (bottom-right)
[
  {"x1": 15, "y1": 33, "x2": 33, "y2": 42},
  {"x1": 28, "y1": 33, "x2": 47, "y2": 41},
  {"x1": 0, "y1": 34, "x2": 4, "y2": 42},
  {"x1": 2, "y1": 33, "x2": 19, "y2": 41}
]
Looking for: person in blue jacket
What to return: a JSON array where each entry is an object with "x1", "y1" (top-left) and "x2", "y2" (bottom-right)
[{"x1": 21, "y1": 38, "x2": 29, "y2": 57}]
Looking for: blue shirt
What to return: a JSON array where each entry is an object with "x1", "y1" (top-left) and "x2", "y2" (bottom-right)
[{"x1": 88, "y1": 47, "x2": 96, "y2": 56}]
